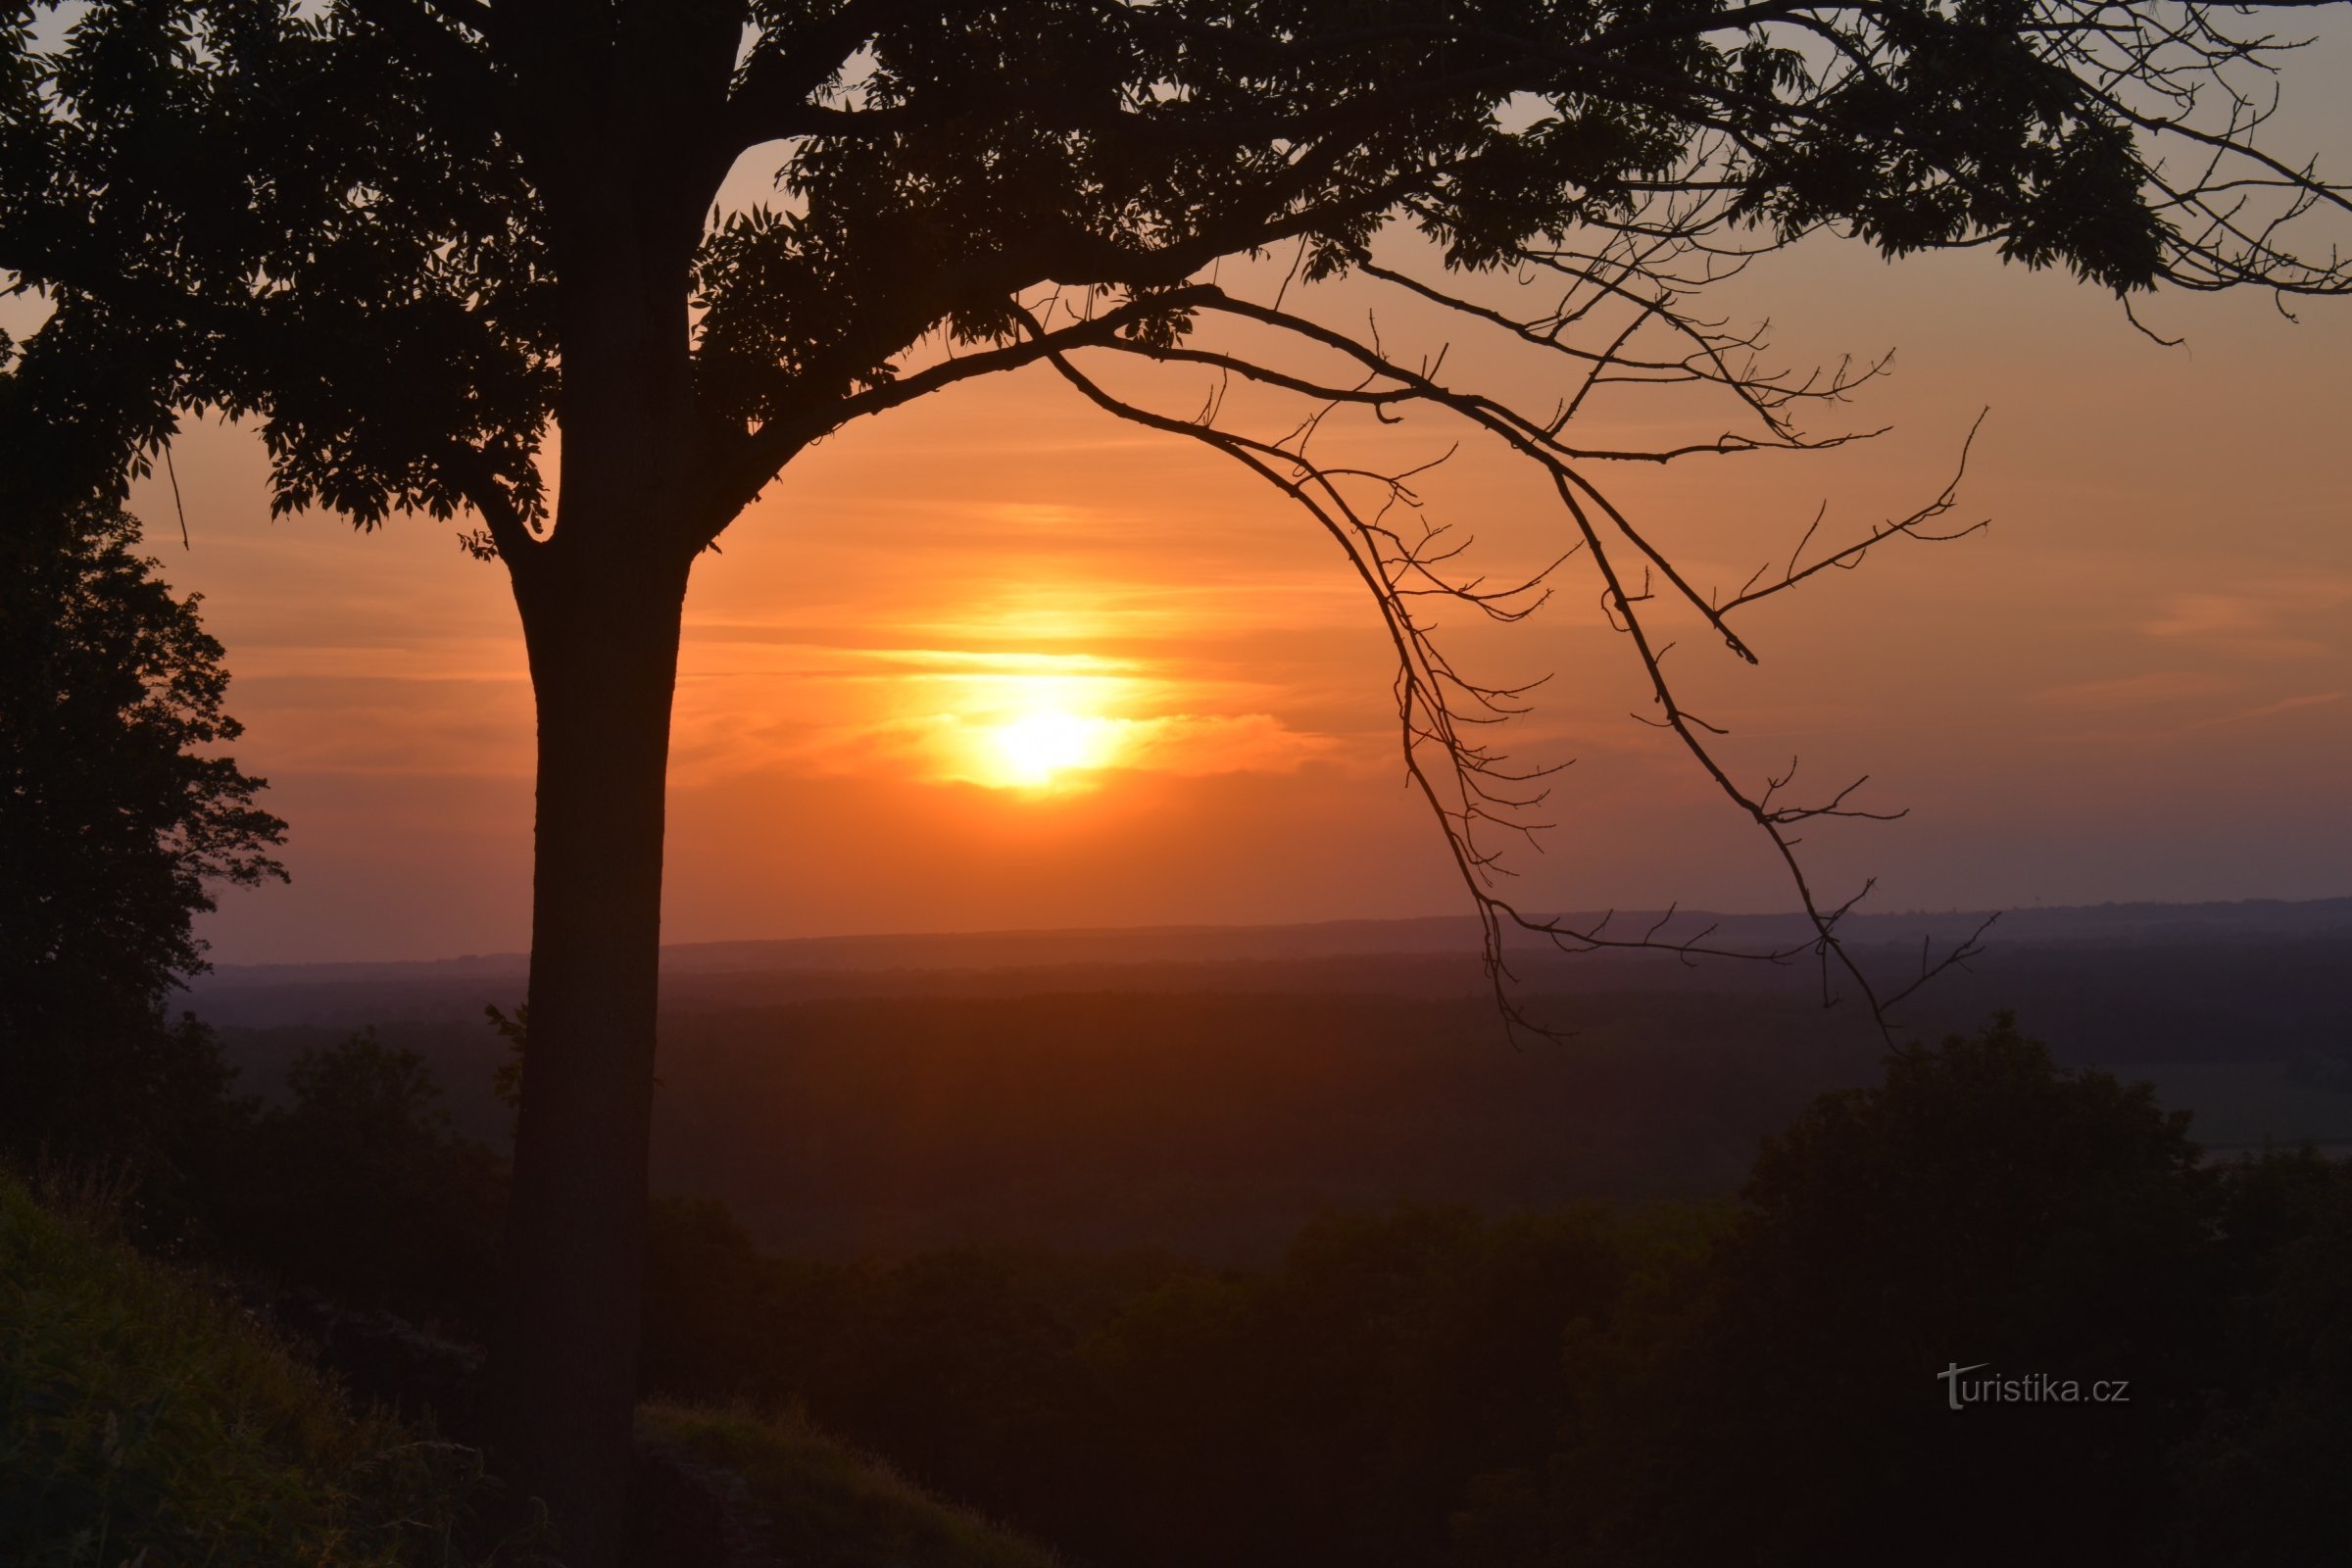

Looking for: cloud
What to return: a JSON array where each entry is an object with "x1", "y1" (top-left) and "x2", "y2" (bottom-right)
[
  {"x1": 2033, "y1": 670, "x2": 2230, "y2": 710},
  {"x1": 661, "y1": 633, "x2": 1352, "y2": 791},
  {"x1": 2191, "y1": 690, "x2": 2346, "y2": 729},
  {"x1": 1104, "y1": 712, "x2": 1345, "y2": 777},
  {"x1": 2141, "y1": 575, "x2": 2352, "y2": 661}
]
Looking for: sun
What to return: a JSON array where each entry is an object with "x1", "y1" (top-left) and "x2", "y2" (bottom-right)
[
  {"x1": 923, "y1": 669, "x2": 1140, "y2": 789},
  {"x1": 985, "y1": 708, "x2": 1111, "y2": 787}
]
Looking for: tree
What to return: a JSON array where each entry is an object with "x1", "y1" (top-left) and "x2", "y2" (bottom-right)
[
  {"x1": 1475, "y1": 1016, "x2": 2220, "y2": 1567},
  {"x1": 2, "y1": 1, "x2": 2343, "y2": 1553},
  {"x1": 0, "y1": 365, "x2": 286, "y2": 1187},
  {"x1": 231, "y1": 1030, "x2": 508, "y2": 1325},
  {"x1": 2174, "y1": 1148, "x2": 2352, "y2": 1566}
]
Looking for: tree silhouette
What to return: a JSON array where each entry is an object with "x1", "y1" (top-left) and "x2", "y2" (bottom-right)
[
  {"x1": 3, "y1": 2, "x2": 2344, "y2": 1553},
  {"x1": 233, "y1": 1029, "x2": 509, "y2": 1325},
  {"x1": 0, "y1": 366, "x2": 286, "y2": 1175},
  {"x1": 1456, "y1": 1018, "x2": 2227, "y2": 1567}
]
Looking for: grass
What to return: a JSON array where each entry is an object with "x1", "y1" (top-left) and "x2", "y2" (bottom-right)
[
  {"x1": 0, "y1": 1171, "x2": 495, "y2": 1567},
  {"x1": 637, "y1": 1402, "x2": 1061, "y2": 1568},
  {"x1": 3, "y1": 1171, "x2": 1058, "y2": 1566}
]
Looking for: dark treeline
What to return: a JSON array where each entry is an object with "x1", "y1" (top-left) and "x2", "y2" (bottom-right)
[
  {"x1": 42, "y1": 1004, "x2": 2346, "y2": 1567},
  {"x1": 225, "y1": 989, "x2": 1891, "y2": 1259},
  {"x1": 208, "y1": 961, "x2": 2352, "y2": 1264},
  {"x1": 3, "y1": 1024, "x2": 507, "y2": 1332}
]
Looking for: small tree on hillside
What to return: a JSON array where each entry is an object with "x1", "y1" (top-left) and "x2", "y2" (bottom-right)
[{"x1": 4, "y1": 2, "x2": 2345, "y2": 1551}]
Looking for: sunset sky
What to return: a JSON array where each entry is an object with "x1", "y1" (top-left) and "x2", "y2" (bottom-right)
[{"x1": 73, "y1": 33, "x2": 2352, "y2": 966}]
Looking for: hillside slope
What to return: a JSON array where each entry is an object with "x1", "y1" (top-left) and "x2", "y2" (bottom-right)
[
  {"x1": 0, "y1": 1175, "x2": 1060, "y2": 1567},
  {"x1": 0, "y1": 1173, "x2": 488, "y2": 1566},
  {"x1": 638, "y1": 1404, "x2": 1059, "y2": 1568}
]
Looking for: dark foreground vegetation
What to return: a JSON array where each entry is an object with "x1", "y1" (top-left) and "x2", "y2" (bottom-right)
[
  {"x1": 0, "y1": 1168, "x2": 492, "y2": 1566},
  {"x1": 8, "y1": 1004, "x2": 2351, "y2": 1566},
  {"x1": 0, "y1": 1166, "x2": 1060, "y2": 1568},
  {"x1": 634, "y1": 1015, "x2": 2352, "y2": 1568}
]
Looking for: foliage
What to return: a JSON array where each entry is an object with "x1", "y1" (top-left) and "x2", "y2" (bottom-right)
[
  {"x1": 0, "y1": 1009, "x2": 255, "y2": 1247},
  {"x1": 5, "y1": 0, "x2": 2329, "y2": 526},
  {"x1": 622, "y1": 1017, "x2": 2352, "y2": 1568},
  {"x1": 639, "y1": 1202, "x2": 1149, "y2": 1534},
  {"x1": 2171, "y1": 1148, "x2": 2352, "y2": 1567},
  {"x1": 634, "y1": 1196, "x2": 1680, "y2": 1567},
  {"x1": 224, "y1": 1032, "x2": 507, "y2": 1328},
  {"x1": 483, "y1": 1003, "x2": 527, "y2": 1122},
  {"x1": 0, "y1": 449, "x2": 286, "y2": 1028},
  {"x1": 1077, "y1": 1203, "x2": 1652, "y2": 1568},
  {"x1": 1456, "y1": 1016, "x2": 2275, "y2": 1568},
  {"x1": 637, "y1": 1402, "x2": 1061, "y2": 1568},
  {"x1": 0, "y1": 1172, "x2": 492, "y2": 1567},
  {"x1": 0, "y1": 368, "x2": 286, "y2": 1197}
]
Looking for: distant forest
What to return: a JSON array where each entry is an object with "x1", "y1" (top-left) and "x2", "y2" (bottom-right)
[{"x1": 199, "y1": 910, "x2": 2352, "y2": 1261}]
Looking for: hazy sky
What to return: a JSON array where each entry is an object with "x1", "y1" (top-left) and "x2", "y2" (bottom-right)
[{"x1": 65, "y1": 33, "x2": 2352, "y2": 965}]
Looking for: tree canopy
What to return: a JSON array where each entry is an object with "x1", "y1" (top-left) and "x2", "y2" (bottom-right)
[
  {"x1": 0, "y1": 361, "x2": 286, "y2": 1187},
  {"x1": 6, "y1": 0, "x2": 2341, "y2": 532},
  {"x1": 0, "y1": 370, "x2": 286, "y2": 1038}
]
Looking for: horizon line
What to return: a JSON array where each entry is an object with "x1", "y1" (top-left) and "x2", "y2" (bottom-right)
[{"x1": 193, "y1": 893, "x2": 2352, "y2": 979}]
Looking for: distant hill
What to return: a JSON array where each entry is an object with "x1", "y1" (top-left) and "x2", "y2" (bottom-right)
[{"x1": 188, "y1": 897, "x2": 2352, "y2": 1026}]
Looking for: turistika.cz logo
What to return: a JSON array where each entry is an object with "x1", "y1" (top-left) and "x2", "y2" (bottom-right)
[{"x1": 1937, "y1": 1363, "x2": 2132, "y2": 1410}]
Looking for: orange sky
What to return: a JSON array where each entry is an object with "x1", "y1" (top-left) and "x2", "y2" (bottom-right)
[{"x1": 67, "y1": 36, "x2": 2352, "y2": 965}]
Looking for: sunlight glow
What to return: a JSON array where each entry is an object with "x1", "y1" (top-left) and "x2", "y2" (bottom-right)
[
  {"x1": 912, "y1": 667, "x2": 1144, "y2": 791},
  {"x1": 980, "y1": 707, "x2": 1118, "y2": 788}
]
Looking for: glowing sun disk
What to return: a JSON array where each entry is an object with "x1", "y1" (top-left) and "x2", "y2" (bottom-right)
[{"x1": 988, "y1": 709, "x2": 1110, "y2": 786}]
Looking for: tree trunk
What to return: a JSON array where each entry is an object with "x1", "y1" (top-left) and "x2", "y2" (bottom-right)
[
  {"x1": 479, "y1": 62, "x2": 718, "y2": 1544},
  {"x1": 494, "y1": 524, "x2": 692, "y2": 1564}
]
